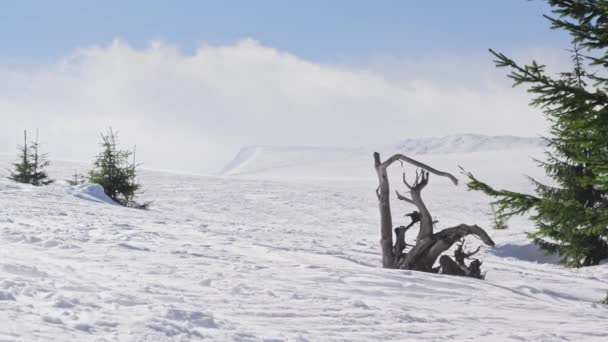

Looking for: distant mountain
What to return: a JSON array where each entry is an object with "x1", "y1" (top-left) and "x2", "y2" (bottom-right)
[
  {"x1": 220, "y1": 134, "x2": 545, "y2": 177},
  {"x1": 393, "y1": 134, "x2": 544, "y2": 155}
]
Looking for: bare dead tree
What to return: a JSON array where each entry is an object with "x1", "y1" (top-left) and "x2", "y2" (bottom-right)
[{"x1": 373, "y1": 152, "x2": 495, "y2": 275}]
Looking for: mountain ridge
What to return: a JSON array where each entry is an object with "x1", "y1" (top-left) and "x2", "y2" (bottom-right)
[{"x1": 221, "y1": 134, "x2": 545, "y2": 176}]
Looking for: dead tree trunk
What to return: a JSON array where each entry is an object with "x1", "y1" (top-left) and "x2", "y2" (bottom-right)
[
  {"x1": 374, "y1": 152, "x2": 395, "y2": 268},
  {"x1": 374, "y1": 152, "x2": 495, "y2": 275}
]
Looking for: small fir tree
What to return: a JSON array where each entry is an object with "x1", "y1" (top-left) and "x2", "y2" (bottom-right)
[
  {"x1": 8, "y1": 130, "x2": 53, "y2": 186},
  {"x1": 29, "y1": 130, "x2": 54, "y2": 186},
  {"x1": 67, "y1": 170, "x2": 86, "y2": 186},
  {"x1": 88, "y1": 128, "x2": 148, "y2": 208},
  {"x1": 8, "y1": 130, "x2": 33, "y2": 184}
]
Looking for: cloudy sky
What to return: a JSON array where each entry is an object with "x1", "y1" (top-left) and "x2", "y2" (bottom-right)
[{"x1": 0, "y1": 1, "x2": 572, "y2": 173}]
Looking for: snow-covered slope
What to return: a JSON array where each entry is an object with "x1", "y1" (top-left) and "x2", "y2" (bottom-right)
[
  {"x1": 220, "y1": 145, "x2": 364, "y2": 177},
  {"x1": 0, "y1": 147, "x2": 607, "y2": 341},
  {"x1": 221, "y1": 134, "x2": 545, "y2": 179},
  {"x1": 394, "y1": 134, "x2": 544, "y2": 155}
]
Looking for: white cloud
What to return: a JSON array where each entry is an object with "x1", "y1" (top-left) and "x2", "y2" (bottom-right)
[{"x1": 0, "y1": 39, "x2": 567, "y2": 173}]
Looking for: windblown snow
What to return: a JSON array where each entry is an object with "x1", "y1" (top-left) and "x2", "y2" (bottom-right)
[{"x1": 1, "y1": 135, "x2": 607, "y2": 341}]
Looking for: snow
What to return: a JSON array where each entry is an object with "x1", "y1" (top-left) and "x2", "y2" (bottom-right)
[
  {"x1": 0, "y1": 136, "x2": 607, "y2": 341},
  {"x1": 73, "y1": 184, "x2": 120, "y2": 206},
  {"x1": 220, "y1": 145, "x2": 363, "y2": 177},
  {"x1": 394, "y1": 134, "x2": 545, "y2": 155},
  {"x1": 220, "y1": 134, "x2": 545, "y2": 180}
]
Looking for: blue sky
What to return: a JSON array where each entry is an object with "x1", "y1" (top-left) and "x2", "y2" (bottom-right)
[{"x1": 1, "y1": 0, "x2": 568, "y2": 64}]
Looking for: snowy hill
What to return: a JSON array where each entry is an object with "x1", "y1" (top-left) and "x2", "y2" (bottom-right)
[
  {"x1": 221, "y1": 134, "x2": 545, "y2": 179},
  {"x1": 393, "y1": 134, "x2": 544, "y2": 155},
  {"x1": 220, "y1": 145, "x2": 364, "y2": 176},
  {"x1": 0, "y1": 147, "x2": 607, "y2": 341}
]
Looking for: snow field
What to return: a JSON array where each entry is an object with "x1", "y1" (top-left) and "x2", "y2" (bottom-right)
[{"x1": 0, "y1": 143, "x2": 607, "y2": 341}]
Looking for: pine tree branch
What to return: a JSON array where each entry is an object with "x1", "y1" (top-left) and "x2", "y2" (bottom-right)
[{"x1": 460, "y1": 166, "x2": 540, "y2": 218}]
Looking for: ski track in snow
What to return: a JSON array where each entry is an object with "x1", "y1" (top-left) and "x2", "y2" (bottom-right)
[{"x1": 0, "y1": 152, "x2": 607, "y2": 341}]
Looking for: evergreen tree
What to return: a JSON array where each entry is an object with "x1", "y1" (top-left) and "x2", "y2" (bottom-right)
[
  {"x1": 489, "y1": 204, "x2": 508, "y2": 230},
  {"x1": 8, "y1": 130, "x2": 53, "y2": 186},
  {"x1": 29, "y1": 130, "x2": 54, "y2": 186},
  {"x1": 8, "y1": 130, "x2": 33, "y2": 184},
  {"x1": 464, "y1": 1, "x2": 608, "y2": 267},
  {"x1": 67, "y1": 170, "x2": 86, "y2": 186},
  {"x1": 89, "y1": 128, "x2": 148, "y2": 208}
]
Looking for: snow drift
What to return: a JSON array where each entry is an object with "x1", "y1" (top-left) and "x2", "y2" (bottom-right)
[{"x1": 72, "y1": 184, "x2": 120, "y2": 206}]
